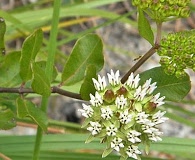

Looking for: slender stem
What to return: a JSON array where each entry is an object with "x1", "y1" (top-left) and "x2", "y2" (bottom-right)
[
  {"x1": 33, "y1": 1, "x2": 61, "y2": 160},
  {"x1": 52, "y1": 86, "x2": 82, "y2": 99},
  {"x1": 0, "y1": 87, "x2": 33, "y2": 93},
  {"x1": 0, "y1": 86, "x2": 82, "y2": 100},
  {"x1": 155, "y1": 22, "x2": 162, "y2": 45}
]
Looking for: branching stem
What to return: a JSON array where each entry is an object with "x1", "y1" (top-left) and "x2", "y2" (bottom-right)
[
  {"x1": 121, "y1": 22, "x2": 162, "y2": 84},
  {"x1": 0, "y1": 86, "x2": 82, "y2": 100}
]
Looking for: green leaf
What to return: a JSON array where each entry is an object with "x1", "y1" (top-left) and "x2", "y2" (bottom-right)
[
  {"x1": 61, "y1": 34, "x2": 104, "y2": 86},
  {"x1": 0, "y1": 134, "x2": 194, "y2": 160},
  {"x1": 80, "y1": 65, "x2": 96, "y2": 100},
  {"x1": 0, "y1": 108, "x2": 16, "y2": 130},
  {"x1": 85, "y1": 134, "x2": 95, "y2": 144},
  {"x1": 16, "y1": 97, "x2": 48, "y2": 132},
  {"x1": 0, "y1": 51, "x2": 22, "y2": 87},
  {"x1": 31, "y1": 63, "x2": 51, "y2": 96},
  {"x1": 138, "y1": 9, "x2": 154, "y2": 46},
  {"x1": 20, "y1": 29, "x2": 43, "y2": 82},
  {"x1": 35, "y1": 61, "x2": 58, "y2": 82},
  {"x1": 139, "y1": 67, "x2": 191, "y2": 101},
  {"x1": 102, "y1": 148, "x2": 113, "y2": 158}
]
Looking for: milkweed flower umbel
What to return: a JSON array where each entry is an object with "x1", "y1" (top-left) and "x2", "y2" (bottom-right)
[{"x1": 79, "y1": 70, "x2": 168, "y2": 160}]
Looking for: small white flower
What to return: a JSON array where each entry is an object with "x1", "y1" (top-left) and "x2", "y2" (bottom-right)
[
  {"x1": 126, "y1": 145, "x2": 141, "y2": 159},
  {"x1": 127, "y1": 130, "x2": 141, "y2": 143},
  {"x1": 136, "y1": 112, "x2": 149, "y2": 124},
  {"x1": 101, "y1": 106, "x2": 113, "y2": 120},
  {"x1": 148, "y1": 129, "x2": 163, "y2": 142},
  {"x1": 106, "y1": 124, "x2": 117, "y2": 136},
  {"x1": 125, "y1": 73, "x2": 140, "y2": 89},
  {"x1": 150, "y1": 93, "x2": 165, "y2": 107},
  {"x1": 142, "y1": 122, "x2": 157, "y2": 134},
  {"x1": 152, "y1": 110, "x2": 168, "y2": 125},
  {"x1": 115, "y1": 95, "x2": 127, "y2": 109},
  {"x1": 134, "y1": 86, "x2": 147, "y2": 101},
  {"x1": 119, "y1": 109, "x2": 132, "y2": 124},
  {"x1": 90, "y1": 92, "x2": 103, "y2": 107},
  {"x1": 92, "y1": 75, "x2": 107, "y2": 91},
  {"x1": 142, "y1": 78, "x2": 157, "y2": 94},
  {"x1": 78, "y1": 103, "x2": 94, "y2": 118},
  {"x1": 87, "y1": 121, "x2": 102, "y2": 135},
  {"x1": 111, "y1": 137, "x2": 124, "y2": 152},
  {"x1": 107, "y1": 70, "x2": 120, "y2": 86}
]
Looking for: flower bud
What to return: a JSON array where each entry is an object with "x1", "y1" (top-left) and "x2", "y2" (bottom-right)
[
  {"x1": 158, "y1": 30, "x2": 195, "y2": 77},
  {"x1": 103, "y1": 89, "x2": 115, "y2": 103},
  {"x1": 116, "y1": 86, "x2": 128, "y2": 96},
  {"x1": 144, "y1": 102, "x2": 157, "y2": 113}
]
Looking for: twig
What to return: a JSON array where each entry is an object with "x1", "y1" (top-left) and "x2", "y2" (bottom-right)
[
  {"x1": 121, "y1": 44, "x2": 159, "y2": 83},
  {"x1": 0, "y1": 153, "x2": 11, "y2": 160},
  {"x1": 121, "y1": 22, "x2": 162, "y2": 83},
  {"x1": 0, "y1": 86, "x2": 82, "y2": 100},
  {"x1": 52, "y1": 86, "x2": 82, "y2": 100}
]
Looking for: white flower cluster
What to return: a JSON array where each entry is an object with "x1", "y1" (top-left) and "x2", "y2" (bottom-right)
[{"x1": 79, "y1": 70, "x2": 168, "y2": 160}]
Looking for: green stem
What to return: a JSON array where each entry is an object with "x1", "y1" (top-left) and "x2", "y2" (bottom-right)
[{"x1": 32, "y1": 1, "x2": 61, "y2": 160}]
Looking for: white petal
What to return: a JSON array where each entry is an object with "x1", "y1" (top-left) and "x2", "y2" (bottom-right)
[{"x1": 107, "y1": 70, "x2": 120, "y2": 86}]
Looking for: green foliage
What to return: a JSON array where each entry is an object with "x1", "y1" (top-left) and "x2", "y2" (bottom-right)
[
  {"x1": 0, "y1": 108, "x2": 16, "y2": 130},
  {"x1": 139, "y1": 67, "x2": 191, "y2": 101},
  {"x1": 16, "y1": 97, "x2": 48, "y2": 132},
  {"x1": 0, "y1": 51, "x2": 22, "y2": 87},
  {"x1": 31, "y1": 63, "x2": 51, "y2": 96},
  {"x1": 80, "y1": 65, "x2": 97, "y2": 100},
  {"x1": 61, "y1": 34, "x2": 104, "y2": 85},
  {"x1": 20, "y1": 29, "x2": 43, "y2": 82},
  {"x1": 35, "y1": 61, "x2": 58, "y2": 82},
  {"x1": 138, "y1": 9, "x2": 154, "y2": 45},
  {"x1": 1, "y1": 134, "x2": 195, "y2": 160}
]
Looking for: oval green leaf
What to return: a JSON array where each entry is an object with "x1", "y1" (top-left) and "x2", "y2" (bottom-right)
[
  {"x1": 20, "y1": 28, "x2": 43, "y2": 82},
  {"x1": 16, "y1": 97, "x2": 48, "y2": 132},
  {"x1": 61, "y1": 34, "x2": 104, "y2": 86},
  {"x1": 31, "y1": 63, "x2": 51, "y2": 96},
  {"x1": 139, "y1": 67, "x2": 191, "y2": 101}
]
